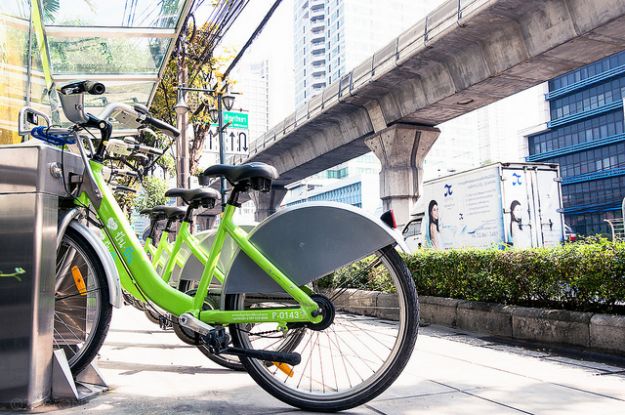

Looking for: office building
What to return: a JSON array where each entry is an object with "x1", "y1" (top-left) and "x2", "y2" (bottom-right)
[
  {"x1": 527, "y1": 50, "x2": 625, "y2": 236},
  {"x1": 231, "y1": 59, "x2": 270, "y2": 142},
  {"x1": 285, "y1": 172, "x2": 382, "y2": 215}
]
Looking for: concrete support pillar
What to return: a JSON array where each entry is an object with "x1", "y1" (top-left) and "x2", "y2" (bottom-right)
[
  {"x1": 251, "y1": 185, "x2": 288, "y2": 222},
  {"x1": 365, "y1": 124, "x2": 440, "y2": 228}
]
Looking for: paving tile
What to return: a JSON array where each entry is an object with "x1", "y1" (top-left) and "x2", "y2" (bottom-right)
[
  {"x1": 24, "y1": 307, "x2": 625, "y2": 414},
  {"x1": 367, "y1": 390, "x2": 526, "y2": 415},
  {"x1": 472, "y1": 382, "x2": 625, "y2": 415}
]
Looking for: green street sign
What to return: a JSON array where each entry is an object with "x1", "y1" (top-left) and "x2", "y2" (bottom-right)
[{"x1": 211, "y1": 111, "x2": 248, "y2": 129}]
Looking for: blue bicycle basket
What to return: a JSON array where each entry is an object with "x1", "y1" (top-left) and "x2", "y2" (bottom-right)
[{"x1": 31, "y1": 126, "x2": 76, "y2": 146}]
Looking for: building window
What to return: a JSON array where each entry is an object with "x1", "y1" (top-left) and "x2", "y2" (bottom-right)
[{"x1": 529, "y1": 109, "x2": 624, "y2": 156}]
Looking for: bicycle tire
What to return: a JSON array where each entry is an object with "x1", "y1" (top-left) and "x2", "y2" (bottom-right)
[
  {"x1": 55, "y1": 226, "x2": 113, "y2": 375},
  {"x1": 227, "y1": 244, "x2": 418, "y2": 412}
]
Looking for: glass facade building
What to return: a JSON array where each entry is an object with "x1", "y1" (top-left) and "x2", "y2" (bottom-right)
[
  {"x1": 527, "y1": 50, "x2": 625, "y2": 236},
  {"x1": 287, "y1": 182, "x2": 362, "y2": 208}
]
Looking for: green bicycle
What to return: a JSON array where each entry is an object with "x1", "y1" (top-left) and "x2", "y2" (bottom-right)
[
  {"x1": 136, "y1": 198, "x2": 258, "y2": 371},
  {"x1": 140, "y1": 206, "x2": 185, "y2": 271},
  {"x1": 27, "y1": 81, "x2": 419, "y2": 412}
]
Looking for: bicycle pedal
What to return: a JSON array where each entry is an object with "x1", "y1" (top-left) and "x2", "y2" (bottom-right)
[
  {"x1": 200, "y1": 327, "x2": 230, "y2": 354},
  {"x1": 158, "y1": 315, "x2": 172, "y2": 330}
]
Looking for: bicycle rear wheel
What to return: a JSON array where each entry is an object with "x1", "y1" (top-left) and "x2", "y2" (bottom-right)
[
  {"x1": 55, "y1": 227, "x2": 112, "y2": 375},
  {"x1": 227, "y1": 245, "x2": 418, "y2": 412}
]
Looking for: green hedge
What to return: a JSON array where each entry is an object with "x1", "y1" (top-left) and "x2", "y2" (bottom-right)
[{"x1": 404, "y1": 238, "x2": 625, "y2": 314}]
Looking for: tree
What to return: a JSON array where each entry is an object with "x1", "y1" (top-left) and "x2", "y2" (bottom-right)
[
  {"x1": 134, "y1": 176, "x2": 168, "y2": 212},
  {"x1": 151, "y1": 21, "x2": 235, "y2": 176}
]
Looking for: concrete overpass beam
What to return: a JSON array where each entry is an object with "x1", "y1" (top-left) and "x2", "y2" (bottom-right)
[
  {"x1": 251, "y1": 185, "x2": 288, "y2": 222},
  {"x1": 365, "y1": 124, "x2": 440, "y2": 227},
  {"x1": 363, "y1": 100, "x2": 388, "y2": 133}
]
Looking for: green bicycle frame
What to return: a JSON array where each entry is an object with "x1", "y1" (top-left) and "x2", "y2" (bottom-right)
[
  {"x1": 151, "y1": 231, "x2": 169, "y2": 268},
  {"x1": 149, "y1": 230, "x2": 184, "y2": 273},
  {"x1": 87, "y1": 160, "x2": 321, "y2": 325},
  {"x1": 158, "y1": 221, "x2": 226, "y2": 285}
]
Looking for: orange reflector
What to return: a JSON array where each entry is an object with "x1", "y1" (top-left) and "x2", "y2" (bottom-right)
[
  {"x1": 71, "y1": 265, "x2": 87, "y2": 296},
  {"x1": 273, "y1": 362, "x2": 294, "y2": 377}
]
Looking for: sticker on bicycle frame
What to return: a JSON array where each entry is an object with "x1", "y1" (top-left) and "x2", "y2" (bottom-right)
[
  {"x1": 107, "y1": 217, "x2": 118, "y2": 231},
  {"x1": 0, "y1": 267, "x2": 26, "y2": 282},
  {"x1": 272, "y1": 310, "x2": 302, "y2": 320},
  {"x1": 122, "y1": 246, "x2": 135, "y2": 265},
  {"x1": 230, "y1": 311, "x2": 271, "y2": 322}
]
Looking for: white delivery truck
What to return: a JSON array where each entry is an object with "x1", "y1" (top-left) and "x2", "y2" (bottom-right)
[{"x1": 403, "y1": 162, "x2": 565, "y2": 250}]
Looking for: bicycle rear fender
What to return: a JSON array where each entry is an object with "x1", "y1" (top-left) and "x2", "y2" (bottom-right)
[
  {"x1": 66, "y1": 219, "x2": 123, "y2": 308},
  {"x1": 223, "y1": 202, "x2": 407, "y2": 294}
]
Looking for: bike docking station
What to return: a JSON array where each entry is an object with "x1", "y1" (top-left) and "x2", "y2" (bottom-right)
[{"x1": 0, "y1": 140, "x2": 108, "y2": 409}]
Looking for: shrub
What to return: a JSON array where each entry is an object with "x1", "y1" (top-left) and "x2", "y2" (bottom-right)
[{"x1": 403, "y1": 238, "x2": 625, "y2": 314}]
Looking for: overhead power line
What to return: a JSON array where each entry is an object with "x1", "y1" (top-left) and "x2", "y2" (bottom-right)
[
  {"x1": 222, "y1": 0, "x2": 283, "y2": 82},
  {"x1": 186, "y1": 0, "x2": 250, "y2": 85}
]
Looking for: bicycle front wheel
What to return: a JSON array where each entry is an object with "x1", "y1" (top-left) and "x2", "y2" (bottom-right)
[
  {"x1": 55, "y1": 227, "x2": 112, "y2": 375},
  {"x1": 227, "y1": 245, "x2": 418, "y2": 412}
]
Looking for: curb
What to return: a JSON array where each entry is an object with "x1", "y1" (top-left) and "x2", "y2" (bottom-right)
[
  {"x1": 335, "y1": 291, "x2": 625, "y2": 355},
  {"x1": 420, "y1": 296, "x2": 624, "y2": 355}
]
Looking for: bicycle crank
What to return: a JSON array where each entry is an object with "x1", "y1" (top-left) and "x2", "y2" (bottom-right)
[{"x1": 178, "y1": 313, "x2": 301, "y2": 365}]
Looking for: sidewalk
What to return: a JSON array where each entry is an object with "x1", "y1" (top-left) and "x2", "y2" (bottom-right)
[{"x1": 24, "y1": 307, "x2": 625, "y2": 414}]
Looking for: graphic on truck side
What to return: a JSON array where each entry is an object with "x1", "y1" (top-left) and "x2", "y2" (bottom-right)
[{"x1": 404, "y1": 163, "x2": 565, "y2": 251}]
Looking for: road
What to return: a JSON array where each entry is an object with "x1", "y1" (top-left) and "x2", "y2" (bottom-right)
[{"x1": 24, "y1": 307, "x2": 625, "y2": 415}]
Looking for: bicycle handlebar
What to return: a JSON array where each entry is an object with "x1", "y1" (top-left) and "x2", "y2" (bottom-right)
[
  {"x1": 132, "y1": 142, "x2": 165, "y2": 156},
  {"x1": 143, "y1": 115, "x2": 180, "y2": 138},
  {"x1": 106, "y1": 139, "x2": 163, "y2": 158},
  {"x1": 98, "y1": 102, "x2": 179, "y2": 139}
]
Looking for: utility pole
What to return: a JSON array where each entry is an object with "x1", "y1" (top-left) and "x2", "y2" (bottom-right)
[
  {"x1": 175, "y1": 25, "x2": 190, "y2": 190},
  {"x1": 217, "y1": 93, "x2": 226, "y2": 210}
]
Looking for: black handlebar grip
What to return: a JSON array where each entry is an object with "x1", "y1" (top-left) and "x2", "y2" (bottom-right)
[
  {"x1": 60, "y1": 80, "x2": 105, "y2": 95},
  {"x1": 144, "y1": 115, "x2": 180, "y2": 138},
  {"x1": 84, "y1": 81, "x2": 105, "y2": 95}
]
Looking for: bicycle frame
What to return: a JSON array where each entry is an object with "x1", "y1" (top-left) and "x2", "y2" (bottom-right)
[
  {"x1": 158, "y1": 221, "x2": 226, "y2": 285},
  {"x1": 144, "y1": 236, "x2": 156, "y2": 256},
  {"x1": 149, "y1": 231, "x2": 184, "y2": 274},
  {"x1": 83, "y1": 160, "x2": 321, "y2": 326}
]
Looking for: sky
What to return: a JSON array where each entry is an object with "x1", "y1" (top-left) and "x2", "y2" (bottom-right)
[{"x1": 195, "y1": 0, "x2": 294, "y2": 123}]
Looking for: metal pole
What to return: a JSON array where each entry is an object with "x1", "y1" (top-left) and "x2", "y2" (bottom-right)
[
  {"x1": 218, "y1": 93, "x2": 226, "y2": 210},
  {"x1": 176, "y1": 31, "x2": 190, "y2": 190}
]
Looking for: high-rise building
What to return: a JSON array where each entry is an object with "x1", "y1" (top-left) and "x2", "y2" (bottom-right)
[
  {"x1": 232, "y1": 59, "x2": 270, "y2": 142},
  {"x1": 285, "y1": 171, "x2": 382, "y2": 214},
  {"x1": 526, "y1": 50, "x2": 625, "y2": 236},
  {"x1": 289, "y1": 0, "x2": 444, "y2": 206},
  {"x1": 293, "y1": 0, "x2": 442, "y2": 107}
]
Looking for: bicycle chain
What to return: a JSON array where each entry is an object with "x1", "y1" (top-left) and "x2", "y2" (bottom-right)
[{"x1": 235, "y1": 327, "x2": 283, "y2": 337}]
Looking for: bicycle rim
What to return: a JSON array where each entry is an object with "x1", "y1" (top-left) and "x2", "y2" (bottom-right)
[
  {"x1": 54, "y1": 230, "x2": 107, "y2": 372},
  {"x1": 228, "y1": 245, "x2": 418, "y2": 411}
]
